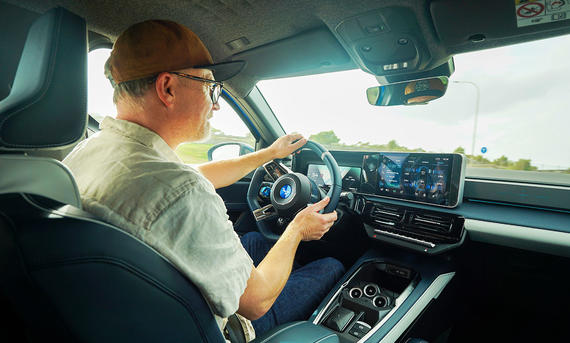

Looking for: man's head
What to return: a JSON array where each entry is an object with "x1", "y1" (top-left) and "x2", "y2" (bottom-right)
[{"x1": 105, "y1": 20, "x2": 245, "y2": 146}]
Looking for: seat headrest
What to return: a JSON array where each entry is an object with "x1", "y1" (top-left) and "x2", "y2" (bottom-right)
[
  {"x1": 0, "y1": 7, "x2": 87, "y2": 151},
  {"x1": 0, "y1": 155, "x2": 81, "y2": 208}
]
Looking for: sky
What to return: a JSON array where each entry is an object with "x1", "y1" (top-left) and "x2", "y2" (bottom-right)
[{"x1": 88, "y1": 34, "x2": 570, "y2": 170}]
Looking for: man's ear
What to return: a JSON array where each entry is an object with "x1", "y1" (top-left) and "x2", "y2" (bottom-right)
[{"x1": 155, "y1": 72, "x2": 176, "y2": 108}]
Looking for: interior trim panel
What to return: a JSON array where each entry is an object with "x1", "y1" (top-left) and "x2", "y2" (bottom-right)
[
  {"x1": 465, "y1": 219, "x2": 570, "y2": 258},
  {"x1": 377, "y1": 272, "x2": 454, "y2": 343}
]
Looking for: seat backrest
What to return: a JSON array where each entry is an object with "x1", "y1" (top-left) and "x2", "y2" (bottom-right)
[
  {"x1": 0, "y1": 7, "x2": 225, "y2": 343},
  {"x1": 0, "y1": 195, "x2": 226, "y2": 343}
]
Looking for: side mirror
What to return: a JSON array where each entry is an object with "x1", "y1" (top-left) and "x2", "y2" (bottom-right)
[
  {"x1": 366, "y1": 76, "x2": 448, "y2": 106},
  {"x1": 207, "y1": 142, "x2": 254, "y2": 161}
]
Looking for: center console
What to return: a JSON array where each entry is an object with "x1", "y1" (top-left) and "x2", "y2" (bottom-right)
[
  {"x1": 315, "y1": 261, "x2": 417, "y2": 341},
  {"x1": 254, "y1": 249, "x2": 456, "y2": 343}
]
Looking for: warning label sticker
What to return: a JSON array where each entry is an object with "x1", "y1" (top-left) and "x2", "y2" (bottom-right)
[{"x1": 515, "y1": 0, "x2": 570, "y2": 27}]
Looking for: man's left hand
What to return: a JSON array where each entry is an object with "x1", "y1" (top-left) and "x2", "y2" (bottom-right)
[{"x1": 269, "y1": 133, "x2": 308, "y2": 159}]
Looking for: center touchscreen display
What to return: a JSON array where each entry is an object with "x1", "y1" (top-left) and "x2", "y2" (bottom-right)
[{"x1": 360, "y1": 153, "x2": 465, "y2": 207}]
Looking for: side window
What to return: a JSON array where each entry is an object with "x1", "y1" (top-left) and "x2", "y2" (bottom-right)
[
  {"x1": 88, "y1": 48, "x2": 255, "y2": 162},
  {"x1": 88, "y1": 48, "x2": 116, "y2": 123}
]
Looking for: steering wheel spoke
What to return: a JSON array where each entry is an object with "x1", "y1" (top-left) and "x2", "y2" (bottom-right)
[{"x1": 252, "y1": 203, "x2": 278, "y2": 222}]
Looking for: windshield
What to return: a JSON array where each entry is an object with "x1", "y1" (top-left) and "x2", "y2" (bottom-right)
[{"x1": 258, "y1": 34, "x2": 570, "y2": 186}]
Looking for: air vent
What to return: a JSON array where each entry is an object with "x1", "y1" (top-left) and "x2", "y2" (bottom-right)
[
  {"x1": 369, "y1": 205, "x2": 404, "y2": 227},
  {"x1": 355, "y1": 197, "x2": 366, "y2": 214},
  {"x1": 409, "y1": 213, "x2": 453, "y2": 234}
]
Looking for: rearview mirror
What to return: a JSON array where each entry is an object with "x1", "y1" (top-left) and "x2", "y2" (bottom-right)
[{"x1": 366, "y1": 76, "x2": 448, "y2": 106}]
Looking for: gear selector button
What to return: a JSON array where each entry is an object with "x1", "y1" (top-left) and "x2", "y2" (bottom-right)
[{"x1": 324, "y1": 307, "x2": 355, "y2": 332}]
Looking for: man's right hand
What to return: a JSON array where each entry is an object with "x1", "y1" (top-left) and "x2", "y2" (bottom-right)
[
  {"x1": 238, "y1": 196, "x2": 337, "y2": 320},
  {"x1": 287, "y1": 197, "x2": 337, "y2": 241}
]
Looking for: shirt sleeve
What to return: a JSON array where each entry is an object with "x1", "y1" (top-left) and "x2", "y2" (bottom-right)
[{"x1": 146, "y1": 179, "x2": 253, "y2": 317}]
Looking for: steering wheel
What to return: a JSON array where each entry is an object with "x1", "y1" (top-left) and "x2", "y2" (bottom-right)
[{"x1": 246, "y1": 140, "x2": 342, "y2": 241}]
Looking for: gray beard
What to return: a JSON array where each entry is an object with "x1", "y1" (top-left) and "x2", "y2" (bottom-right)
[{"x1": 194, "y1": 120, "x2": 211, "y2": 142}]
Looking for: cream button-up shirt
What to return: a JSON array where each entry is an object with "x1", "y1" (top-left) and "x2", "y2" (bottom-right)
[{"x1": 63, "y1": 117, "x2": 253, "y2": 331}]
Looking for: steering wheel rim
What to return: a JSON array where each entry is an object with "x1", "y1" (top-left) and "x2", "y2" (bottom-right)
[{"x1": 246, "y1": 140, "x2": 342, "y2": 241}]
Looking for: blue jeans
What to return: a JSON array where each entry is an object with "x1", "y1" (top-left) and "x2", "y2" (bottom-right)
[{"x1": 240, "y1": 232, "x2": 345, "y2": 336}]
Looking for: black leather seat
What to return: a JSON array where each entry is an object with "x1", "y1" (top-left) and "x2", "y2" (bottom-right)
[{"x1": 0, "y1": 7, "x2": 225, "y2": 343}]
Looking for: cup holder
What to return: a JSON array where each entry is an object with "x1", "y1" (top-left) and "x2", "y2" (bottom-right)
[
  {"x1": 346, "y1": 282, "x2": 392, "y2": 311},
  {"x1": 372, "y1": 295, "x2": 389, "y2": 308},
  {"x1": 363, "y1": 284, "x2": 377, "y2": 297},
  {"x1": 349, "y1": 287, "x2": 362, "y2": 298}
]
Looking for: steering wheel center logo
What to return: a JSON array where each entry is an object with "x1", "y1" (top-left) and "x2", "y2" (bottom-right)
[{"x1": 280, "y1": 184, "x2": 293, "y2": 199}]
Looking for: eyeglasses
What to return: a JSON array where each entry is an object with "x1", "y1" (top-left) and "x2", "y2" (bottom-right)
[{"x1": 169, "y1": 71, "x2": 223, "y2": 105}]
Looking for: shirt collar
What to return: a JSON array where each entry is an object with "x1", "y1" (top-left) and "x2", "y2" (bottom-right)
[{"x1": 100, "y1": 117, "x2": 182, "y2": 163}]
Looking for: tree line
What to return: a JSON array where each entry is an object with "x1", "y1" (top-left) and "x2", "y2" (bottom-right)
[
  {"x1": 195, "y1": 128, "x2": 568, "y2": 173},
  {"x1": 308, "y1": 130, "x2": 566, "y2": 172}
]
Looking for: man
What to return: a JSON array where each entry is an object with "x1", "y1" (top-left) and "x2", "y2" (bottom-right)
[{"x1": 63, "y1": 20, "x2": 344, "y2": 338}]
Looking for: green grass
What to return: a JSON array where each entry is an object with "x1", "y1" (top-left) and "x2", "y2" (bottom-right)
[{"x1": 175, "y1": 143, "x2": 213, "y2": 164}]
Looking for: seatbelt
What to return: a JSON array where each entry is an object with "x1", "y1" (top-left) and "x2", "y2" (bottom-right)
[{"x1": 224, "y1": 314, "x2": 247, "y2": 343}]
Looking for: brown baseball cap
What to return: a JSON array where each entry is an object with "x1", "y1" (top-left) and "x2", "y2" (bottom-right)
[{"x1": 106, "y1": 20, "x2": 245, "y2": 84}]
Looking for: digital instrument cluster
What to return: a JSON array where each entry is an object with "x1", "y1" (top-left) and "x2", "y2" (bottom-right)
[
  {"x1": 263, "y1": 160, "x2": 289, "y2": 181},
  {"x1": 359, "y1": 153, "x2": 465, "y2": 207},
  {"x1": 307, "y1": 164, "x2": 362, "y2": 191}
]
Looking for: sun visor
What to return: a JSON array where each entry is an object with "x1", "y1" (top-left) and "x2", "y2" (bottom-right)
[
  {"x1": 225, "y1": 28, "x2": 356, "y2": 97},
  {"x1": 430, "y1": 0, "x2": 570, "y2": 54}
]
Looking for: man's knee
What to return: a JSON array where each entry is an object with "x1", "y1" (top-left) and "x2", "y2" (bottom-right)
[
  {"x1": 240, "y1": 231, "x2": 273, "y2": 266},
  {"x1": 320, "y1": 257, "x2": 346, "y2": 280},
  {"x1": 300, "y1": 257, "x2": 345, "y2": 288},
  {"x1": 240, "y1": 231, "x2": 265, "y2": 248},
  {"x1": 241, "y1": 230, "x2": 263, "y2": 240}
]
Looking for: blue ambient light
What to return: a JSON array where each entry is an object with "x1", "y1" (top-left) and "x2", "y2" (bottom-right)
[{"x1": 260, "y1": 186, "x2": 271, "y2": 197}]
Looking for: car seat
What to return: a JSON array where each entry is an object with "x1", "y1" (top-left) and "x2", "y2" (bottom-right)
[{"x1": 0, "y1": 7, "x2": 226, "y2": 343}]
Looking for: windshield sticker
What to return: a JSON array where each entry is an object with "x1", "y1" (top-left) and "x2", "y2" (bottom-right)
[{"x1": 515, "y1": 0, "x2": 570, "y2": 27}]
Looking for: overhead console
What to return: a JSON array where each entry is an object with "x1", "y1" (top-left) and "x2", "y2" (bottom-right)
[{"x1": 334, "y1": 7, "x2": 436, "y2": 76}]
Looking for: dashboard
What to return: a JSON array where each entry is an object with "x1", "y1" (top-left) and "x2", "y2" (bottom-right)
[
  {"x1": 260, "y1": 148, "x2": 568, "y2": 255},
  {"x1": 306, "y1": 152, "x2": 465, "y2": 208},
  {"x1": 295, "y1": 150, "x2": 467, "y2": 254}
]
